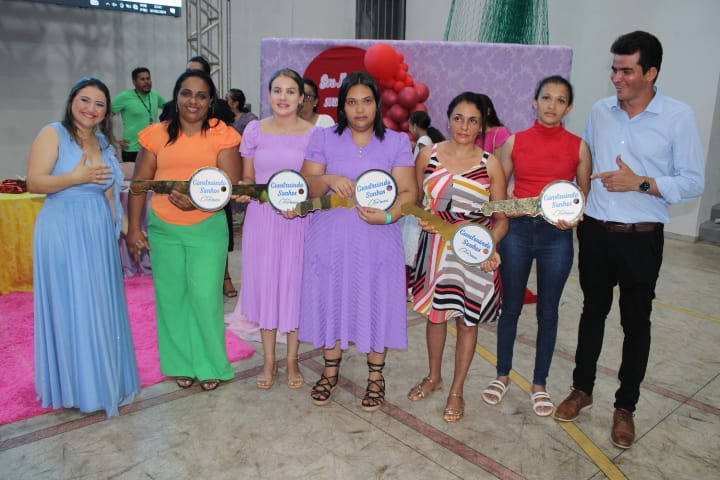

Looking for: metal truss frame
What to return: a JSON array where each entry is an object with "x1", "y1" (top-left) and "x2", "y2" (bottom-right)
[{"x1": 185, "y1": 0, "x2": 230, "y2": 93}]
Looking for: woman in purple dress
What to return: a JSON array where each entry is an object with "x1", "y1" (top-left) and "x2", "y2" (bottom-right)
[
  {"x1": 237, "y1": 68, "x2": 315, "y2": 390},
  {"x1": 298, "y1": 71, "x2": 417, "y2": 412}
]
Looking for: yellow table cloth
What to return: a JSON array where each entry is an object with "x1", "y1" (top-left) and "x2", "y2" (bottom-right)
[{"x1": 0, "y1": 192, "x2": 45, "y2": 294}]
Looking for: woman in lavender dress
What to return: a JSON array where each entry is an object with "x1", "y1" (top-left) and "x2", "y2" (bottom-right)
[
  {"x1": 236, "y1": 68, "x2": 314, "y2": 390},
  {"x1": 298, "y1": 71, "x2": 417, "y2": 412}
]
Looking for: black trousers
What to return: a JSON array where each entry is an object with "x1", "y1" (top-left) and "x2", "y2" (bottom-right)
[{"x1": 572, "y1": 218, "x2": 664, "y2": 412}]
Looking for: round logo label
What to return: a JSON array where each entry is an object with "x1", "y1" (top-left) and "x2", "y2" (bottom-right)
[
  {"x1": 266, "y1": 170, "x2": 309, "y2": 211},
  {"x1": 188, "y1": 167, "x2": 232, "y2": 212},
  {"x1": 539, "y1": 180, "x2": 585, "y2": 225},
  {"x1": 451, "y1": 224, "x2": 495, "y2": 265},
  {"x1": 354, "y1": 169, "x2": 397, "y2": 211}
]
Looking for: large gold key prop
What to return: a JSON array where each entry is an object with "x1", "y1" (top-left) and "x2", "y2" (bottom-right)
[
  {"x1": 479, "y1": 180, "x2": 585, "y2": 225},
  {"x1": 401, "y1": 204, "x2": 495, "y2": 266},
  {"x1": 294, "y1": 169, "x2": 397, "y2": 217},
  {"x1": 130, "y1": 167, "x2": 267, "y2": 212}
]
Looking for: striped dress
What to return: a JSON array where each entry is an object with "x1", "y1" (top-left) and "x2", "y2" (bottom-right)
[{"x1": 410, "y1": 144, "x2": 501, "y2": 325}]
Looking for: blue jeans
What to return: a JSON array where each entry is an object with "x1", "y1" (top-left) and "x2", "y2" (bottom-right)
[{"x1": 496, "y1": 216, "x2": 573, "y2": 385}]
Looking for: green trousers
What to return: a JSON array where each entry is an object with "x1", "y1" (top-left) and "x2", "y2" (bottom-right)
[{"x1": 148, "y1": 209, "x2": 234, "y2": 381}]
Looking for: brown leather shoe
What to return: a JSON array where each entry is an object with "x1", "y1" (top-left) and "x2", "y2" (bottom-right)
[
  {"x1": 611, "y1": 408, "x2": 635, "y2": 449},
  {"x1": 553, "y1": 389, "x2": 593, "y2": 422}
]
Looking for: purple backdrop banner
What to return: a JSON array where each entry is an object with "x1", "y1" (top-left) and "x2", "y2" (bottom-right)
[{"x1": 260, "y1": 38, "x2": 572, "y2": 137}]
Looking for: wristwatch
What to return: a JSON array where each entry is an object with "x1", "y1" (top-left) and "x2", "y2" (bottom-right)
[{"x1": 639, "y1": 179, "x2": 651, "y2": 193}]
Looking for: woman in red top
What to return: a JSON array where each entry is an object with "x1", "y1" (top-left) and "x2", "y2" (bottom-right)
[{"x1": 481, "y1": 76, "x2": 591, "y2": 416}]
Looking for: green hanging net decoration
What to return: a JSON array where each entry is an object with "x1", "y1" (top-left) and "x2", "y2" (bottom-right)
[{"x1": 444, "y1": 0, "x2": 548, "y2": 45}]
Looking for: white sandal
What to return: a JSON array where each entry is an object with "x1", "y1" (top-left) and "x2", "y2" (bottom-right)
[
  {"x1": 531, "y1": 391, "x2": 554, "y2": 417},
  {"x1": 482, "y1": 379, "x2": 509, "y2": 405}
]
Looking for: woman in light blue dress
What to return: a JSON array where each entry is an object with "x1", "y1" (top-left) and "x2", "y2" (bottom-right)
[{"x1": 28, "y1": 77, "x2": 140, "y2": 418}]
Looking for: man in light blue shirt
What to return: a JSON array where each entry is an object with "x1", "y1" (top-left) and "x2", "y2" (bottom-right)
[{"x1": 554, "y1": 31, "x2": 705, "y2": 449}]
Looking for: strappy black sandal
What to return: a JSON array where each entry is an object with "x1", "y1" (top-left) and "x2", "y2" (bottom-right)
[
  {"x1": 176, "y1": 376, "x2": 195, "y2": 389},
  {"x1": 200, "y1": 379, "x2": 220, "y2": 391},
  {"x1": 311, "y1": 356, "x2": 341, "y2": 406},
  {"x1": 361, "y1": 361, "x2": 386, "y2": 412}
]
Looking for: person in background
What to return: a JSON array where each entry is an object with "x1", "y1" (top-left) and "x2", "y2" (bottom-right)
[
  {"x1": 474, "y1": 93, "x2": 511, "y2": 158},
  {"x1": 475, "y1": 93, "x2": 537, "y2": 304},
  {"x1": 226, "y1": 88, "x2": 258, "y2": 135},
  {"x1": 234, "y1": 68, "x2": 315, "y2": 390},
  {"x1": 29, "y1": 77, "x2": 140, "y2": 417},
  {"x1": 112, "y1": 67, "x2": 167, "y2": 163},
  {"x1": 298, "y1": 77, "x2": 335, "y2": 127},
  {"x1": 127, "y1": 69, "x2": 242, "y2": 392},
  {"x1": 408, "y1": 110, "x2": 445, "y2": 158},
  {"x1": 554, "y1": 31, "x2": 705, "y2": 449},
  {"x1": 401, "y1": 110, "x2": 445, "y2": 271},
  {"x1": 481, "y1": 76, "x2": 591, "y2": 417},
  {"x1": 407, "y1": 92, "x2": 508, "y2": 423},
  {"x1": 299, "y1": 71, "x2": 417, "y2": 412}
]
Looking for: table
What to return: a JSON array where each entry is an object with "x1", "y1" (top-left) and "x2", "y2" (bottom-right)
[{"x1": 0, "y1": 193, "x2": 45, "y2": 294}]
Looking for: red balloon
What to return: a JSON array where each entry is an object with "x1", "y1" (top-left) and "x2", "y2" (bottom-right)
[
  {"x1": 400, "y1": 120, "x2": 409, "y2": 132},
  {"x1": 388, "y1": 103, "x2": 408, "y2": 124},
  {"x1": 381, "y1": 89, "x2": 398, "y2": 106},
  {"x1": 415, "y1": 82, "x2": 430, "y2": 103},
  {"x1": 397, "y1": 86, "x2": 419, "y2": 110},
  {"x1": 394, "y1": 70, "x2": 407, "y2": 81},
  {"x1": 404, "y1": 73, "x2": 414, "y2": 87},
  {"x1": 364, "y1": 43, "x2": 401, "y2": 80},
  {"x1": 393, "y1": 81, "x2": 405, "y2": 93},
  {"x1": 412, "y1": 103, "x2": 428, "y2": 113},
  {"x1": 400, "y1": 62, "x2": 409, "y2": 71},
  {"x1": 383, "y1": 116, "x2": 398, "y2": 131}
]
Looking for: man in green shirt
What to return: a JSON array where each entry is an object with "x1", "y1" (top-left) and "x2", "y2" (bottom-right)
[{"x1": 113, "y1": 67, "x2": 167, "y2": 162}]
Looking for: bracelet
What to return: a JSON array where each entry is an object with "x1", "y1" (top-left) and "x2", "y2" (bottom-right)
[{"x1": 385, "y1": 212, "x2": 393, "y2": 224}]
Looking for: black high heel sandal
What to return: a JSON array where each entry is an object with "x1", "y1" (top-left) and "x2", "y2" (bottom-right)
[
  {"x1": 361, "y1": 361, "x2": 386, "y2": 412},
  {"x1": 311, "y1": 356, "x2": 341, "y2": 406}
]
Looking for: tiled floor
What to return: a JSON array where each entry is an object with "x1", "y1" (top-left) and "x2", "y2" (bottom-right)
[{"x1": 1, "y1": 234, "x2": 718, "y2": 479}]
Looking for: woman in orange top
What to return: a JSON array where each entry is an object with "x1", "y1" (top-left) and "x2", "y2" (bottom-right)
[{"x1": 127, "y1": 70, "x2": 242, "y2": 391}]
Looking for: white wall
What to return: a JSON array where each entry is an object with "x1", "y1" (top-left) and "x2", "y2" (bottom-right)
[
  {"x1": 0, "y1": 0, "x2": 186, "y2": 178},
  {"x1": 228, "y1": 0, "x2": 355, "y2": 118}
]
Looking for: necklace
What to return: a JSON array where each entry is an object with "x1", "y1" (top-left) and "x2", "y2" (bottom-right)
[{"x1": 134, "y1": 91, "x2": 153, "y2": 124}]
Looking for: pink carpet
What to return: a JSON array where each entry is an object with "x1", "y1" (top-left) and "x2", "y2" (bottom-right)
[{"x1": 0, "y1": 276, "x2": 255, "y2": 425}]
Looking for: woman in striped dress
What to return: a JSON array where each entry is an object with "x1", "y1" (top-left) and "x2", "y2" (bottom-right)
[{"x1": 407, "y1": 92, "x2": 508, "y2": 422}]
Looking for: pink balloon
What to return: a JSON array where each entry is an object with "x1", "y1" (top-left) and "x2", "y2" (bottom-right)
[
  {"x1": 415, "y1": 82, "x2": 430, "y2": 103},
  {"x1": 364, "y1": 44, "x2": 402, "y2": 80},
  {"x1": 397, "y1": 86, "x2": 419, "y2": 110},
  {"x1": 400, "y1": 120, "x2": 409, "y2": 132}
]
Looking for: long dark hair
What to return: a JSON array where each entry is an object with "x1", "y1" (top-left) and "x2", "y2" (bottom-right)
[
  {"x1": 335, "y1": 71, "x2": 386, "y2": 140},
  {"x1": 447, "y1": 91, "x2": 487, "y2": 142},
  {"x1": 475, "y1": 93, "x2": 504, "y2": 144},
  {"x1": 227, "y1": 88, "x2": 249, "y2": 113},
  {"x1": 534, "y1": 75, "x2": 574, "y2": 105},
  {"x1": 408, "y1": 111, "x2": 445, "y2": 143},
  {"x1": 303, "y1": 77, "x2": 320, "y2": 113},
  {"x1": 165, "y1": 70, "x2": 216, "y2": 145},
  {"x1": 62, "y1": 77, "x2": 116, "y2": 148}
]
